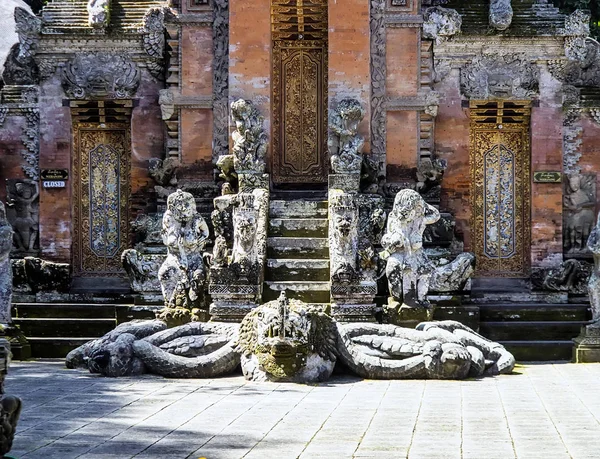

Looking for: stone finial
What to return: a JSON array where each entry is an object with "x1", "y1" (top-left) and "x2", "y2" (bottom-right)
[
  {"x1": 489, "y1": 0, "x2": 512, "y2": 31},
  {"x1": 87, "y1": 0, "x2": 110, "y2": 29}
]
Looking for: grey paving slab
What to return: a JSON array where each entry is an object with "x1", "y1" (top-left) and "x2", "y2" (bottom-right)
[{"x1": 4, "y1": 360, "x2": 600, "y2": 458}]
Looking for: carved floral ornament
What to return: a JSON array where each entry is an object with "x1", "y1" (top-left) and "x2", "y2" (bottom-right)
[
  {"x1": 62, "y1": 53, "x2": 141, "y2": 99},
  {"x1": 460, "y1": 54, "x2": 540, "y2": 100}
]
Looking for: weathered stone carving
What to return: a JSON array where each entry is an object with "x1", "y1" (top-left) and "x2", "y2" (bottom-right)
[
  {"x1": 329, "y1": 99, "x2": 365, "y2": 174},
  {"x1": 563, "y1": 173, "x2": 596, "y2": 255},
  {"x1": 423, "y1": 7, "x2": 461, "y2": 45},
  {"x1": 158, "y1": 88, "x2": 175, "y2": 120},
  {"x1": 460, "y1": 54, "x2": 539, "y2": 100},
  {"x1": 12, "y1": 257, "x2": 70, "y2": 294},
  {"x1": 531, "y1": 259, "x2": 591, "y2": 295},
  {"x1": 148, "y1": 157, "x2": 179, "y2": 187},
  {"x1": 587, "y1": 212, "x2": 600, "y2": 326},
  {"x1": 0, "y1": 204, "x2": 13, "y2": 325},
  {"x1": 231, "y1": 195, "x2": 258, "y2": 269},
  {"x1": 143, "y1": 7, "x2": 172, "y2": 79},
  {"x1": 158, "y1": 190, "x2": 210, "y2": 315},
  {"x1": 416, "y1": 157, "x2": 446, "y2": 203},
  {"x1": 212, "y1": 0, "x2": 230, "y2": 162},
  {"x1": 329, "y1": 193, "x2": 359, "y2": 283},
  {"x1": 369, "y1": 0, "x2": 386, "y2": 179},
  {"x1": 215, "y1": 154, "x2": 238, "y2": 195},
  {"x1": 6, "y1": 179, "x2": 38, "y2": 255},
  {"x1": 230, "y1": 99, "x2": 267, "y2": 174},
  {"x1": 2, "y1": 8, "x2": 41, "y2": 85},
  {"x1": 20, "y1": 108, "x2": 40, "y2": 181},
  {"x1": 238, "y1": 293, "x2": 337, "y2": 382},
  {"x1": 62, "y1": 53, "x2": 141, "y2": 99},
  {"x1": 131, "y1": 213, "x2": 163, "y2": 251},
  {"x1": 87, "y1": 0, "x2": 110, "y2": 29},
  {"x1": 564, "y1": 39, "x2": 600, "y2": 88},
  {"x1": 122, "y1": 249, "x2": 163, "y2": 294},
  {"x1": 0, "y1": 339, "x2": 21, "y2": 457},
  {"x1": 429, "y1": 252, "x2": 475, "y2": 293},
  {"x1": 489, "y1": 0, "x2": 512, "y2": 31},
  {"x1": 66, "y1": 296, "x2": 515, "y2": 380},
  {"x1": 381, "y1": 189, "x2": 440, "y2": 313}
]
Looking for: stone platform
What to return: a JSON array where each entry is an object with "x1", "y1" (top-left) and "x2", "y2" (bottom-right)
[{"x1": 8, "y1": 361, "x2": 600, "y2": 459}]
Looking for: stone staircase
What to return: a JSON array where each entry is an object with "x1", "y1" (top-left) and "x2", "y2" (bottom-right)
[
  {"x1": 41, "y1": 0, "x2": 165, "y2": 33},
  {"x1": 11, "y1": 302, "x2": 157, "y2": 358},
  {"x1": 478, "y1": 303, "x2": 590, "y2": 361},
  {"x1": 446, "y1": 0, "x2": 565, "y2": 36},
  {"x1": 263, "y1": 197, "x2": 331, "y2": 304}
]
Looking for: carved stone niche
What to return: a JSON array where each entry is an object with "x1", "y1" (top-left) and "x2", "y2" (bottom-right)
[
  {"x1": 460, "y1": 54, "x2": 540, "y2": 100},
  {"x1": 6, "y1": 179, "x2": 39, "y2": 257},
  {"x1": 563, "y1": 173, "x2": 596, "y2": 258},
  {"x1": 62, "y1": 53, "x2": 141, "y2": 100}
]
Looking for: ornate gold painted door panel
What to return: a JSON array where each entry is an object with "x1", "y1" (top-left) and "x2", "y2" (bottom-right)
[
  {"x1": 272, "y1": 0, "x2": 328, "y2": 184},
  {"x1": 471, "y1": 101, "x2": 531, "y2": 277},
  {"x1": 72, "y1": 124, "x2": 130, "y2": 277}
]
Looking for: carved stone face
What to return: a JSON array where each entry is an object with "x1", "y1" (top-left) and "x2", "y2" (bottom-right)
[
  {"x1": 167, "y1": 190, "x2": 197, "y2": 223},
  {"x1": 569, "y1": 175, "x2": 582, "y2": 192},
  {"x1": 333, "y1": 212, "x2": 355, "y2": 238},
  {"x1": 234, "y1": 211, "x2": 257, "y2": 249},
  {"x1": 238, "y1": 298, "x2": 336, "y2": 382},
  {"x1": 487, "y1": 73, "x2": 512, "y2": 97},
  {"x1": 88, "y1": 334, "x2": 144, "y2": 377}
]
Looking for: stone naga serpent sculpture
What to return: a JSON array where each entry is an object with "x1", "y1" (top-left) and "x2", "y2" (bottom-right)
[{"x1": 66, "y1": 293, "x2": 515, "y2": 382}]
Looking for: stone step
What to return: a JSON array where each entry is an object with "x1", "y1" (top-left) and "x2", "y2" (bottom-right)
[
  {"x1": 479, "y1": 304, "x2": 590, "y2": 322},
  {"x1": 12, "y1": 303, "x2": 122, "y2": 319},
  {"x1": 500, "y1": 341, "x2": 573, "y2": 362},
  {"x1": 267, "y1": 237, "x2": 329, "y2": 259},
  {"x1": 263, "y1": 281, "x2": 330, "y2": 303},
  {"x1": 27, "y1": 337, "x2": 94, "y2": 359},
  {"x1": 265, "y1": 259, "x2": 330, "y2": 282},
  {"x1": 13, "y1": 318, "x2": 116, "y2": 338},
  {"x1": 268, "y1": 218, "x2": 328, "y2": 237},
  {"x1": 479, "y1": 321, "x2": 586, "y2": 342},
  {"x1": 269, "y1": 200, "x2": 328, "y2": 219}
]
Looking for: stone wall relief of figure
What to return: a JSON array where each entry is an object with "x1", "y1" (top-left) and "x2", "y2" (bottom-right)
[
  {"x1": 329, "y1": 98, "x2": 366, "y2": 177},
  {"x1": 6, "y1": 179, "x2": 39, "y2": 257},
  {"x1": 157, "y1": 190, "x2": 211, "y2": 326},
  {"x1": 563, "y1": 173, "x2": 596, "y2": 256},
  {"x1": 230, "y1": 99, "x2": 267, "y2": 175},
  {"x1": 329, "y1": 192, "x2": 359, "y2": 284}
]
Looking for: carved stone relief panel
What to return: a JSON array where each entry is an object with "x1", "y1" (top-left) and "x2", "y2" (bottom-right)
[
  {"x1": 6, "y1": 179, "x2": 39, "y2": 257},
  {"x1": 461, "y1": 54, "x2": 539, "y2": 100},
  {"x1": 563, "y1": 173, "x2": 596, "y2": 257}
]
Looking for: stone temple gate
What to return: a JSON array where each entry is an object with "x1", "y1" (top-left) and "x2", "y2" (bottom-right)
[{"x1": 0, "y1": 0, "x2": 600, "y2": 363}]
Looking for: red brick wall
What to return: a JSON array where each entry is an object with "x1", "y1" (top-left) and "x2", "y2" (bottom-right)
[{"x1": 328, "y1": 0, "x2": 371, "y2": 150}]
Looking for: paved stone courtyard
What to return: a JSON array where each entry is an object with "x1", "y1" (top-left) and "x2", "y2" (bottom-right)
[{"x1": 6, "y1": 360, "x2": 600, "y2": 459}]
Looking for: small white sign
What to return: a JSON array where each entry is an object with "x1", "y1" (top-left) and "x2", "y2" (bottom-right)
[{"x1": 43, "y1": 180, "x2": 66, "y2": 188}]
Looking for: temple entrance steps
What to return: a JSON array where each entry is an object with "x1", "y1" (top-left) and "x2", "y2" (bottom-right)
[
  {"x1": 11, "y1": 303, "x2": 156, "y2": 358},
  {"x1": 478, "y1": 303, "x2": 591, "y2": 361},
  {"x1": 264, "y1": 198, "x2": 331, "y2": 304}
]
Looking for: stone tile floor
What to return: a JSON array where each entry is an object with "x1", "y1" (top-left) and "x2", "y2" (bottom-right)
[{"x1": 6, "y1": 360, "x2": 600, "y2": 459}]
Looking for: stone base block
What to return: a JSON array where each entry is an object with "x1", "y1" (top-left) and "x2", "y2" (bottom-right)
[
  {"x1": 383, "y1": 298, "x2": 434, "y2": 328},
  {"x1": 573, "y1": 325, "x2": 600, "y2": 363},
  {"x1": 328, "y1": 174, "x2": 360, "y2": 192},
  {"x1": 5, "y1": 326, "x2": 31, "y2": 361},
  {"x1": 331, "y1": 303, "x2": 378, "y2": 323},
  {"x1": 210, "y1": 301, "x2": 257, "y2": 322}
]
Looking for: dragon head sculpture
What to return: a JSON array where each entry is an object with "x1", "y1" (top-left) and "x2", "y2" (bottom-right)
[{"x1": 236, "y1": 292, "x2": 337, "y2": 382}]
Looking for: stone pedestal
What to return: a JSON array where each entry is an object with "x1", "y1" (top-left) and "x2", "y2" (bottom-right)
[
  {"x1": 573, "y1": 325, "x2": 600, "y2": 363},
  {"x1": 384, "y1": 298, "x2": 434, "y2": 329}
]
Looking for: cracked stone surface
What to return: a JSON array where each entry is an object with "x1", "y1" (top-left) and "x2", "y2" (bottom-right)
[{"x1": 8, "y1": 360, "x2": 600, "y2": 458}]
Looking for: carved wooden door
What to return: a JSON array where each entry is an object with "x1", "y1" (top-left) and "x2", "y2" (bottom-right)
[
  {"x1": 470, "y1": 101, "x2": 531, "y2": 277},
  {"x1": 272, "y1": 0, "x2": 328, "y2": 184},
  {"x1": 72, "y1": 123, "x2": 130, "y2": 277}
]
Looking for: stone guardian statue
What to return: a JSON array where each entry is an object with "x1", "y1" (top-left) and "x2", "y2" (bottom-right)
[
  {"x1": 381, "y1": 189, "x2": 440, "y2": 324},
  {"x1": 158, "y1": 190, "x2": 210, "y2": 323}
]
